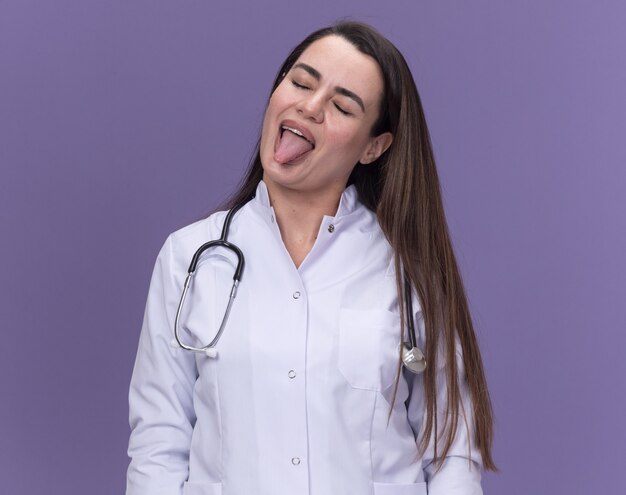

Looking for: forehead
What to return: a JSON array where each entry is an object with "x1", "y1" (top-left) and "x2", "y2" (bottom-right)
[{"x1": 293, "y1": 35, "x2": 384, "y2": 108}]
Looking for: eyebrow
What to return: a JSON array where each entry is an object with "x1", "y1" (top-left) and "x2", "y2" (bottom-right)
[{"x1": 293, "y1": 62, "x2": 366, "y2": 113}]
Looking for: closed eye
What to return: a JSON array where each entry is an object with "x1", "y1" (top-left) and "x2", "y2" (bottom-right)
[
  {"x1": 334, "y1": 103, "x2": 351, "y2": 116},
  {"x1": 292, "y1": 80, "x2": 310, "y2": 90}
]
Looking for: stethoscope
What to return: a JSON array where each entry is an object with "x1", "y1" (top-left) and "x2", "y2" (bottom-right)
[{"x1": 171, "y1": 201, "x2": 427, "y2": 374}]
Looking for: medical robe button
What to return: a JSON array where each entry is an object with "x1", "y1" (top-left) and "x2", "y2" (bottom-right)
[
  {"x1": 292, "y1": 291, "x2": 301, "y2": 299},
  {"x1": 288, "y1": 370, "x2": 296, "y2": 379},
  {"x1": 327, "y1": 224, "x2": 335, "y2": 233},
  {"x1": 291, "y1": 457, "x2": 301, "y2": 465}
]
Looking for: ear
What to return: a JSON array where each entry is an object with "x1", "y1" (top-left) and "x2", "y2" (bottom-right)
[{"x1": 359, "y1": 132, "x2": 393, "y2": 164}]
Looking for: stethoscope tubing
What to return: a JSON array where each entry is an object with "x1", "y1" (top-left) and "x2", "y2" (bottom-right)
[
  {"x1": 173, "y1": 204, "x2": 245, "y2": 356},
  {"x1": 172, "y1": 199, "x2": 426, "y2": 373}
]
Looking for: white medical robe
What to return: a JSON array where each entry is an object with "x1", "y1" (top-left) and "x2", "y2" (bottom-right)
[{"x1": 127, "y1": 180, "x2": 483, "y2": 495}]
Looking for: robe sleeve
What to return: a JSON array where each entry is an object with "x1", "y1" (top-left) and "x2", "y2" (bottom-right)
[
  {"x1": 404, "y1": 299, "x2": 484, "y2": 495},
  {"x1": 126, "y1": 236, "x2": 199, "y2": 495}
]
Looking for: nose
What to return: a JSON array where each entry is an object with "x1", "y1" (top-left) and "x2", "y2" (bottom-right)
[{"x1": 296, "y1": 92, "x2": 324, "y2": 123}]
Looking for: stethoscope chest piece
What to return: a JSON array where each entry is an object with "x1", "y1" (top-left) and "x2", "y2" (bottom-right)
[
  {"x1": 402, "y1": 343, "x2": 427, "y2": 374},
  {"x1": 401, "y1": 277, "x2": 427, "y2": 374}
]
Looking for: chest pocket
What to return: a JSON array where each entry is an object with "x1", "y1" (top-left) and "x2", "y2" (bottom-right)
[{"x1": 337, "y1": 308, "x2": 402, "y2": 391}]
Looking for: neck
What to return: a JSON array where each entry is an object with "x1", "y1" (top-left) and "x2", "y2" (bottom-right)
[{"x1": 263, "y1": 176, "x2": 345, "y2": 267}]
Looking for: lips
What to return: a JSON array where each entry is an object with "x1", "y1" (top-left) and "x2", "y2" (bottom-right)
[{"x1": 280, "y1": 120, "x2": 315, "y2": 145}]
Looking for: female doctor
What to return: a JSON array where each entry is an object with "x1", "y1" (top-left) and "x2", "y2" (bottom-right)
[{"x1": 126, "y1": 21, "x2": 496, "y2": 495}]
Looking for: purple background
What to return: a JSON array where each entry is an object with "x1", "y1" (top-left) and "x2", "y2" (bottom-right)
[{"x1": 1, "y1": 1, "x2": 624, "y2": 493}]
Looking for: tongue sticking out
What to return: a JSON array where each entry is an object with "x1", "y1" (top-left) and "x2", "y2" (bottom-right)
[{"x1": 275, "y1": 130, "x2": 314, "y2": 164}]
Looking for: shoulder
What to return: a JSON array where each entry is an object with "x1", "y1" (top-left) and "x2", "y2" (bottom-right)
[
  {"x1": 155, "y1": 210, "x2": 230, "y2": 273},
  {"x1": 168, "y1": 210, "x2": 228, "y2": 249}
]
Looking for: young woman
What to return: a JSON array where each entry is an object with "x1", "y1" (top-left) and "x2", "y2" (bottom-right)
[{"x1": 127, "y1": 21, "x2": 495, "y2": 495}]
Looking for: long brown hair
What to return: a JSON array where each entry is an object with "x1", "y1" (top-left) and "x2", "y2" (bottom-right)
[{"x1": 219, "y1": 21, "x2": 496, "y2": 471}]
